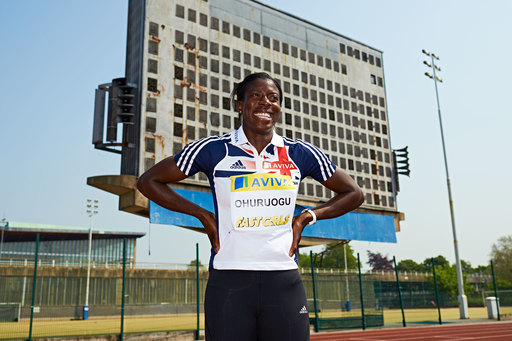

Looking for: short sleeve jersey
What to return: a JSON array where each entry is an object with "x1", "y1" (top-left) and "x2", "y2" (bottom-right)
[{"x1": 174, "y1": 127, "x2": 336, "y2": 270}]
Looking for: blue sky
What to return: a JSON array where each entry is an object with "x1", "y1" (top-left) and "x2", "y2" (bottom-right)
[{"x1": 1, "y1": 0, "x2": 511, "y2": 268}]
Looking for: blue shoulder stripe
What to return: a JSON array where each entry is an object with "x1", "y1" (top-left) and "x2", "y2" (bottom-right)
[{"x1": 285, "y1": 137, "x2": 335, "y2": 181}]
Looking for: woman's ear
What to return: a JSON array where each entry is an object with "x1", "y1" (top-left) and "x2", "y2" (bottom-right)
[{"x1": 237, "y1": 100, "x2": 243, "y2": 114}]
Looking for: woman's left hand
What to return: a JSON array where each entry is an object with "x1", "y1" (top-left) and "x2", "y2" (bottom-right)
[{"x1": 288, "y1": 212, "x2": 312, "y2": 257}]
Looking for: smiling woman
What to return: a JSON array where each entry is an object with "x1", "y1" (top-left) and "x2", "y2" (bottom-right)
[{"x1": 136, "y1": 72, "x2": 364, "y2": 341}]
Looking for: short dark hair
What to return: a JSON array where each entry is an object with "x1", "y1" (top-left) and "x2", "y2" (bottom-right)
[{"x1": 230, "y1": 72, "x2": 283, "y2": 111}]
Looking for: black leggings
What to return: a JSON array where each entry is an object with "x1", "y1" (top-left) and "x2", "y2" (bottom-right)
[{"x1": 204, "y1": 269, "x2": 310, "y2": 341}]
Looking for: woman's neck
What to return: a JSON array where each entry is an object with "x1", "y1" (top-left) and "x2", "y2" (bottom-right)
[{"x1": 243, "y1": 126, "x2": 273, "y2": 154}]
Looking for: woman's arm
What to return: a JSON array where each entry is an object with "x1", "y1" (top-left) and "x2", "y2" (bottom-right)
[
  {"x1": 137, "y1": 157, "x2": 219, "y2": 252},
  {"x1": 289, "y1": 168, "x2": 364, "y2": 256}
]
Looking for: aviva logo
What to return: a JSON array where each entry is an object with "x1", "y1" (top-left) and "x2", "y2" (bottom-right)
[{"x1": 231, "y1": 173, "x2": 296, "y2": 192}]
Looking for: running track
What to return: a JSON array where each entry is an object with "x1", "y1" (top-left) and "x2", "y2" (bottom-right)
[{"x1": 310, "y1": 321, "x2": 512, "y2": 340}]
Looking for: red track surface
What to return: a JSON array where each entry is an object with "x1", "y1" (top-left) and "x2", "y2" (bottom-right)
[{"x1": 310, "y1": 321, "x2": 512, "y2": 340}]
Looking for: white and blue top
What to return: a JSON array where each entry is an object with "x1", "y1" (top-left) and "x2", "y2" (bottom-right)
[{"x1": 174, "y1": 127, "x2": 336, "y2": 270}]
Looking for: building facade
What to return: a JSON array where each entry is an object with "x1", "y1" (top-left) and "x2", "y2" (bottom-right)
[{"x1": 89, "y1": 0, "x2": 402, "y2": 242}]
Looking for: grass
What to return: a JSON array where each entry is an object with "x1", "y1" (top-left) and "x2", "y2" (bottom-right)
[{"x1": 2, "y1": 307, "x2": 511, "y2": 340}]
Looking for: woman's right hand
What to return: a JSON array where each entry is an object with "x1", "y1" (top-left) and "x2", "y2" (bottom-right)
[{"x1": 200, "y1": 210, "x2": 220, "y2": 253}]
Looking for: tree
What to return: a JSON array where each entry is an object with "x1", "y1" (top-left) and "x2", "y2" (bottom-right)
[
  {"x1": 367, "y1": 251, "x2": 393, "y2": 271},
  {"x1": 396, "y1": 259, "x2": 425, "y2": 272},
  {"x1": 423, "y1": 255, "x2": 449, "y2": 272},
  {"x1": 491, "y1": 235, "x2": 512, "y2": 283},
  {"x1": 425, "y1": 263, "x2": 474, "y2": 297},
  {"x1": 188, "y1": 259, "x2": 204, "y2": 269},
  {"x1": 299, "y1": 242, "x2": 357, "y2": 270}
]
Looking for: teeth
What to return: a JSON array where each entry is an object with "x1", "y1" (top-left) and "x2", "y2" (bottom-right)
[{"x1": 254, "y1": 112, "x2": 271, "y2": 119}]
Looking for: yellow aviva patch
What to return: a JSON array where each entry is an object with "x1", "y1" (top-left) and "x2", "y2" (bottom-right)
[
  {"x1": 231, "y1": 173, "x2": 295, "y2": 192},
  {"x1": 235, "y1": 215, "x2": 290, "y2": 228}
]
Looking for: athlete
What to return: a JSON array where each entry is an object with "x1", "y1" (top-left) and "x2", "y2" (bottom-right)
[{"x1": 137, "y1": 72, "x2": 364, "y2": 340}]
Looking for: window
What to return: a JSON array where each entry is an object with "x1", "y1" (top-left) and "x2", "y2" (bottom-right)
[
  {"x1": 282, "y1": 42, "x2": 289, "y2": 55},
  {"x1": 262, "y1": 59, "x2": 271, "y2": 72},
  {"x1": 200, "y1": 13, "x2": 207, "y2": 26},
  {"x1": 175, "y1": 30, "x2": 184, "y2": 44},
  {"x1": 273, "y1": 39, "x2": 280, "y2": 51},
  {"x1": 188, "y1": 9, "x2": 196, "y2": 22},
  {"x1": 308, "y1": 52, "x2": 315, "y2": 63},
  {"x1": 148, "y1": 78, "x2": 158, "y2": 92},
  {"x1": 210, "y1": 42, "x2": 219, "y2": 55},
  {"x1": 175, "y1": 4, "x2": 184, "y2": 18},
  {"x1": 253, "y1": 32, "x2": 260, "y2": 44},
  {"x1": 339, "y1": 43, "x2": 346, "y2": 54},
  {"x1": 222, "y1": 21, "x2": 230, "y2": 34},
  {"x1": 263, "y1": 36, "x2": 270, "y2": 48},
  {"x1": 187, "y1": 52, "x2": 195, "y2": 66},
  {"x1": 148, "y1": 40, "x2": 158, "y2": 55},
  {"x1": 146, "y1": 117, "x2": 156, "y2": 132},
  {"x1": 148, "y1": 59, "x2": 158, "y2": 74},
  {"x1": 253, "y1": 56, "x2": 261, "y2": 68},
  {"x1": 174, "y1": 66, "x2": 183, "y2": 80},
  {"x1": 233, "y1": 49, "x2": 240, "y2": 62},
  {"x1": 370, "y1": 74, "x2": 377, "y2": 84},
  {"x1": 199, "y1": 38, "x2": 207, "y2": 52},
  {"x1": 244, "y1": 53, "x2": 251, "y2": 65},
  {"x1": 149, "y1": 22, "x2": 158, "y2": 37},
  {"x1": 222, "y1": 62, "x2": 230, "y2": 76},
  {"x1": 222, "y1": 46, "x2": 230, "y2": 58},
  {"x1": 146, "y1": 97, "x2": 157, "y2": 112},
  {"x1": 174, "y1": 103, "x2": 183, "y2": 118},
  {"x1": 243, "y1": 29, "x2": 251, "y2": 41},
  {"x1": 273, "y1": 62, "x2": 280, "y2": 74},
  {"x1": 210, "y1": 59, "x2": 219, "y2": 73},
  {"x1": 233, "y1": 25, "x2": 240, "y2": 37},
  {"x1": 210, "y1": 17, "x2": 219, "y2": 30},
  {"x1": 210, "y1": 77, "x2": 219, "y2": 89},
  {"x1": 376, "y1": 57, "x2": 382, "y2": 67},
  {"x1": 291, "y1": 46, "x2": 298, "y2": 58},
  {"x1": 186, "y1": 34, "x2": 195, "y2": 48}
]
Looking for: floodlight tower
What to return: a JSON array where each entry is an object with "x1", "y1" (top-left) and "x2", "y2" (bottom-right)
[
  {"x1": 84, "y1": 199, "x2": 99, "y2": 320},
  {"x1": 422, "y1": 49, "x2": 468, "y2": 319}
]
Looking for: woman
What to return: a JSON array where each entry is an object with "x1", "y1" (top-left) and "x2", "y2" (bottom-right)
[{"x1": 137, "y1": 72, "x2": 364, "y2": 340}]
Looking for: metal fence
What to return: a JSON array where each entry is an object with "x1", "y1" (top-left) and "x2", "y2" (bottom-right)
[{"x1": 0, "y1": 235, "x2": 508, "y2": 340}]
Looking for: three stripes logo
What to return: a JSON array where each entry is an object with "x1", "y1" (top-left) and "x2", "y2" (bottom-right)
[
  {"x1": 299, "y1": 306, "x2": 308, "y2": 314},
  {"x1": 230, "y1": 160, "x2": 246, "y2": 170}
]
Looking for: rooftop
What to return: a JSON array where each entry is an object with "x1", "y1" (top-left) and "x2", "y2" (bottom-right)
[{"x1": 1, "y1": 221, "x2": 145, "y2": 242}]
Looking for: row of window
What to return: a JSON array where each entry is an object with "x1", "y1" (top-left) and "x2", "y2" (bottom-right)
[
  {"x1": 164, "y1": 64, "x2": 386, "y2": 109},
  {"x1": 339, "y1": 43, "x2": 382, "y2": 68},
  {"x1": 170, "y1": 4, "x2": 376, "y2": 73}
]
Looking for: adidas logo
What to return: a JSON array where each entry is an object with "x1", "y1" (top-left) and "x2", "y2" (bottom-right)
[
  {"x1": 299, "y1": 305, "x2": 308, "y2": 314},
  {"x1": 230, "y1": 160, "x2": 246, "y2": 169}
]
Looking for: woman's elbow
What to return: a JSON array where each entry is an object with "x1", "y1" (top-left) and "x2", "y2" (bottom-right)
[
  {"x1": 354, "y1": 187, "x2": 365, "y2": 207},
  {"x1": 136, "y1": 174, "x2": 147, "y2": 195}
]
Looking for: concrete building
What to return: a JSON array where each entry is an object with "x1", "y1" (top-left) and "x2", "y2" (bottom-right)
[{"x1": 89, "y1": 0, "x2": 402, "y2": 244}]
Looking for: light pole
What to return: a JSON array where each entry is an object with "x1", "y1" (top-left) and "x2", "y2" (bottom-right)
[
  {"x1": 0, "y1": 217, "x2": 7, "y2": 263},
  {"x1": 84, "y1": 199, "x2": 99, "y2": 320},
  {"x1": 422, "y1": 49, "x2": 469, "y2": 319}
]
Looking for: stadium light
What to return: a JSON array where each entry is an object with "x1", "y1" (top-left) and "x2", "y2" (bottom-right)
[
  {"x1": 84, "y1": 199, "x2": 99, "y2": 320},
  {"x1": 422, "y1": 50, "x2": 469, "y2": 319}
]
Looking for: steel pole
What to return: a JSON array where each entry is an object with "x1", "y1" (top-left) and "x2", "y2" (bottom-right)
[
  {"x1": 84, "y1": 213, "x2": 93, "y2": 319},
  {"x1": 344, "y1": 243, "x2": 350, "y2": 311},
  {"x1": 430, "y1": 54, "x2": 468, "y2": 319}
]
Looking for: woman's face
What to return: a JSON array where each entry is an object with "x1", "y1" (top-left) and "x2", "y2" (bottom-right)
[{"x1": 238, "y1": 78, "x2": 281, "y2": 136}]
